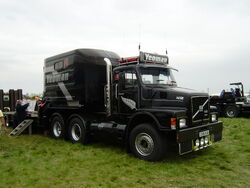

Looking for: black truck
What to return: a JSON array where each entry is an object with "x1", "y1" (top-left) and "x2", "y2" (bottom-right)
[
  {"x1": 38, "y1": 49, "x2": 223, "y2": 161},
  {"x1": 210, "y1": 82, "x2": 250, "y2": 118}
]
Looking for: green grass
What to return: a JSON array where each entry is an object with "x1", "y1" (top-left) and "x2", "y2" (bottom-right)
[{"x1": 0, "y1": 118, "x2": 250, "y2": 188}]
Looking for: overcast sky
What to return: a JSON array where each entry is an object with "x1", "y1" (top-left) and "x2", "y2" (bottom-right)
[{"x1": 0, "y1": 0, "x2": 250, "y2": 95}]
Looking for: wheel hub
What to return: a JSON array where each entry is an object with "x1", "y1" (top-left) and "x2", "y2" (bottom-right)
[
  {"x1": 71, "y1": 123, "x2": 81, "y2": 141},
  {"x1": 135, "y1": 133, "x2": 154, "y2": 156},
  {"x1": 53, "y1": 121, "x2": 62, "y2": 137}
]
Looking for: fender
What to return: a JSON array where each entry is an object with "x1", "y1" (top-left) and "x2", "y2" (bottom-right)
[
  {"x1": 128, "y1": 111, "x2": 161, "y2": 130},
  {"x1": 49, "y1": 112, "x2": 64, "y2": 123}
]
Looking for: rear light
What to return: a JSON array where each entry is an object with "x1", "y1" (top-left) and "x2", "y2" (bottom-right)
[{"x1": 171, "y1": 118, "x2": 177, "y2": 130}]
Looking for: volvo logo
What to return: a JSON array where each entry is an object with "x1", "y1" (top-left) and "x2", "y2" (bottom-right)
[{"x1": 199, "y1": 105, "x2": 204, "y2": 112}]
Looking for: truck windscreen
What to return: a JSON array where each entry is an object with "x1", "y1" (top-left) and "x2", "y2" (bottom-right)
[{"x1": 140, "y1": 67, "x2": 176, "y2": 86}]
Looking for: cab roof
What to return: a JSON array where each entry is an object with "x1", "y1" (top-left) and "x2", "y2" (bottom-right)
[{"x1": 45, "y1": 48, "x2": 120, "y2": 64}]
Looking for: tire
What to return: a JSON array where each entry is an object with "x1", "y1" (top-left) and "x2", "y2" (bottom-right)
[
  {"x1": 68, "y1": 116, "x2": 87, "y2": 144},
  {"x1": 50, "y1": 113, "x2": 66, "y2": 139},
  {"x1": 129, "y1": 123, "x2": 167, "y2": 161},
  {"x1": 224, "y1": 105, "x2": 239, "y2": 118}
]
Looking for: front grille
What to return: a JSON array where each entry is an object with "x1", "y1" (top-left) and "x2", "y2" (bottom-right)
[{"x1": 191, "y1": 96, "x2": 210, "y2": 123}]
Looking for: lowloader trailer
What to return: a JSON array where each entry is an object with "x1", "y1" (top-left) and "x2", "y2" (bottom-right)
[{"x1": 34, "y1": 49, "x2": 223, "y2": 161}]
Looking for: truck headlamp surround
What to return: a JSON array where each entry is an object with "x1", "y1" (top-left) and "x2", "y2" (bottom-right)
[
  {"x1": 179, "y1": 118, "x2": 186, "y2": 128},
  {"x1": 211, "y1": 114, "x2": 217, "y2": 122}
]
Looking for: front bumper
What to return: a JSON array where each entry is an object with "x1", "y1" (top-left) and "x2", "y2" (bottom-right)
[{"x1": 176, "y1": 121, "x2": 223, "y2": 155}]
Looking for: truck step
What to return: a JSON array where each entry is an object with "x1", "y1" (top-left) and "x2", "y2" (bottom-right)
[{"x1": 9, "y1": 119, "x2": 34, "y2": 136}]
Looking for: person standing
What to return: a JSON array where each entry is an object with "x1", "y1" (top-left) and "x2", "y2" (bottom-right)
[
  {"x1": 0, "y1": 109, "x2": 7, "y2": 134},
  {"x1": 13, "y1": 100, "x2": 29, "y2": 129}
]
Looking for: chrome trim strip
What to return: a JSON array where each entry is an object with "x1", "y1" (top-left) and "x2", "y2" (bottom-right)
[
  {"x1": 178, "y1": 143, "x2": 193, "y2": 155},
  {"x1": 104, "y1": 58, "x2": 112, "y2": 116},
  {"x1": 192, "y1": 98, "x2": 209, "y2": 119}
]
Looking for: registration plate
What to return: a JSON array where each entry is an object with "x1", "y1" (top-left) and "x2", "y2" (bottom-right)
[{"x1": 199, "y1": 130, "x2": 209, "y2": 137}]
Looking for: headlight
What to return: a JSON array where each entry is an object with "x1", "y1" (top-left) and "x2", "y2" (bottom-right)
[
  {"x1": 204, "y1": 137, "x2": 209, "y2": 144},
  {"x1": 179, "y1": 119, "x2": 186, "y2": 128},
  {"x1": 200, "y1": 138, "x2": 204, "y2": 146},
  {"x1": 195, "y1": 139, "x2": 200, "y2": 147},
  {"x1": 211, "y1": 114, "x2": 217, "y2": 122}
]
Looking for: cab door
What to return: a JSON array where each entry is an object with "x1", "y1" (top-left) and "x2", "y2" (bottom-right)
[{"x1": 117, "y1": 69, "x2": 139, "y2": 114}]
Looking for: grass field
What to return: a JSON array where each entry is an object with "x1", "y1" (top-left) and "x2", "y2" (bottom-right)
[{"x1": 0, "y1": 118, "x2": 250, "y2": 188}]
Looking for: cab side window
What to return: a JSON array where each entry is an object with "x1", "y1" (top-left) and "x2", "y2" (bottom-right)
[{"x1": 124, "y1": 71, "x2": 137, "y2": 88}]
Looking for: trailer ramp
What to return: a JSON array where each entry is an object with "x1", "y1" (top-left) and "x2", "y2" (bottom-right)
[{"x1": 9, "y1": 119, "x2": 33, "y2": 136}]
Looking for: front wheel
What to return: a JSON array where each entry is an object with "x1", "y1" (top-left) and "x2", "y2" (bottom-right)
[
  {"x1": 129, "y1": 124, "x2": 167, "y2": 161},
  {"x1": 68, "y1": 116, "x2": 87, "y2": 144}
]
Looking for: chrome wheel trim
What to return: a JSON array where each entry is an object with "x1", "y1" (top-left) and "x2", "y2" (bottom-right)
[
  {"x1": 53, "y1": 121, "x2": 62, "y2": 137},
  {"x1": 71, "y1": 123, "x2": 82, "y2": 141},
  {"x1": 135, "y1": 133, "x2": 154, "y2": 156}
]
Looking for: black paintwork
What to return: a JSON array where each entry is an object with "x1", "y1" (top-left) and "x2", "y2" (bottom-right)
[
  {"x1": 41, "y1": 49, "x2": 223, "y2": 155},
  {"x1": 113, "y1": 63, "x2": 211, "y2": 128},
  {"x1": 44, "y1": 49, "x2": 120, "y2": 112}
]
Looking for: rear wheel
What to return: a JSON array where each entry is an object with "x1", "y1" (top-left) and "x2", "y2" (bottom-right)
[
  {"x1": 50, "y1": 113, "x2": 65, "y2": 139},
  {"x1": 129, "y1": 124, "x2": 167, "y2": 161},
  {"x1": 224, "y1": 105, "x2": 239, "y2": 118},
  {"x1": 68, "y1": 116, "x2": 87, "y2": 144}
]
